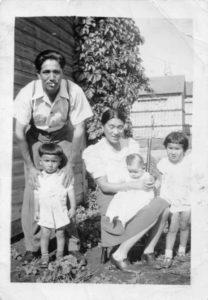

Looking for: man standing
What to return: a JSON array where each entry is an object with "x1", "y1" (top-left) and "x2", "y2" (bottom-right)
[{"x1": 14, "y1": 49, "x2": 93, "y2": 262}]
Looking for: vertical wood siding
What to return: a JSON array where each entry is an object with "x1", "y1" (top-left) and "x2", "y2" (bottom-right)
[{"x1": 12, "y1": 17, "x2": 86, "y2": 238}]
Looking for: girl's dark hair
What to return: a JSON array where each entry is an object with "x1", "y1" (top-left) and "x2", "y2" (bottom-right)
[
  {"x1": 126, "y1": 153, "x2": 144, "y2": 167},
  {"x1": 34, "y1": 49, "x2": 66, "y2": 73},
  {"x1": 101, "y1": 108, "x2": 127, "y2": 125},
  {"x1": 38, "y1": 143, "x2": 67, "y2": 169},
  {"x1": 163, "y1": 131, "x2": 189, "y2": 152}
]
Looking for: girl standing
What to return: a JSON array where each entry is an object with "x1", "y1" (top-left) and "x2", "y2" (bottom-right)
[{"x1": 157, "y1": 131, "x2": 191, "y2": 268}]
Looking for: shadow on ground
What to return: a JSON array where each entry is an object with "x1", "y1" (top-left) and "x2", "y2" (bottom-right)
[{"x1": 11, "y1": 214, "x2": 190, "y2": 284}]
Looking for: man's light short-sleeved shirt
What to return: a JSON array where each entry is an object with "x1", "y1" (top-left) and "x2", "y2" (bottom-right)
[{"x1": 14, "y1": 79, "x2": 93, "y2": 132}]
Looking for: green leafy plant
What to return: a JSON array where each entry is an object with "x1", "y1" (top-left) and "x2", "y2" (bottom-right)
[
  {"x1": 36, "y1": 255, "x2": 93, "y2": 283},
  {"x1": 73, "y1": 17, "x2": 149, "y2": 143}
]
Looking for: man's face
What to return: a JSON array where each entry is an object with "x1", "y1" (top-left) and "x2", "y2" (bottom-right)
[{"x1": 38, "y1": 59, "x2": 63, "y2": 96}]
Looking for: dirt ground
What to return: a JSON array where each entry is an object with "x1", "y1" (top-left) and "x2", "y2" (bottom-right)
[{"x1": 11, "y1": 232, "x2": 190, "y2": 285}]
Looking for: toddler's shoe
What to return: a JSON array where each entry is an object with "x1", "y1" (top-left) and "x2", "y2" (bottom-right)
[{"x1": 40, "y1": 254, "x2": 49, "y2": 268}]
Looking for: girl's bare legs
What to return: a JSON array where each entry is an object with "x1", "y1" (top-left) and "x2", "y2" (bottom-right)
[
  {"x1": 178, "y1": 210, "x2": 191, "y2": 255},
  {"x1": 40, "y1": 226, "x2": 51, "y2": 264},
  {"x1": 165, "y1": 212, "x2": 180, "y2": 258},
  {"x1": 144, "y1": 207, "x2": 170, "y2": 254},
  {"x1": 56, "y1": 227, "x2": 65, "y2": 259}
]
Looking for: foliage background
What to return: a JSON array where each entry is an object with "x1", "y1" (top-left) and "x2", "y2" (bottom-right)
[{"x1": 73, "y1": 17, "x2": 149, "y2": 144}]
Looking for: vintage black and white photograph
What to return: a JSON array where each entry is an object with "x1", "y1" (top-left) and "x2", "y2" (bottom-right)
[
  {"x1": 1, "y1": 1, "x2": 208, "y2": 299},
  {"x1": 10, "y1": 15, "x2": 193, "y2": 285}
]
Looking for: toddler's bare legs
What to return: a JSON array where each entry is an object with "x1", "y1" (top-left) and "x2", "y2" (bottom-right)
[
  {"x1": 56, "y1": 227, "x2": 65, "y2": 259},
  {"x1": 178, "y1": 210, "x2": 191, "y2": 255},
  {"x1": 40, "y1": 226, "x2": 51, "y2": 264}
]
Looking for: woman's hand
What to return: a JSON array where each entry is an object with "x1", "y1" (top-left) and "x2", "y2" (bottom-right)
[
  {"x1": 60, "y1": 163, "x2": 74, "y2": 188},
  {"x1": 28, "y1": 166, "x2": 41, "y2": 189},
  {"x1": 127, "y1": 175, "x2": 155, "y2": 191}
]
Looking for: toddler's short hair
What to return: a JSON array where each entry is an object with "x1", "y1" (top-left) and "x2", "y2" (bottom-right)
[
  {"x1": 38, "y1": 143, "x2": 67, "y2": 168},
  {"x1": 126, "y1": 153, "x2": 145, "y2": 168},
  {"x1": 163, "y1": 131, "x2": 189, "y2": 151}
]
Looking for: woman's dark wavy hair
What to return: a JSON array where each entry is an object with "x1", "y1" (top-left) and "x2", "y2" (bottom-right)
[
  {"x1": 163, "y1": 131, "x2": 189, "y2": 152},
  {"x1": 34, "y1": 49, "x2": 66, "y2": 73},
  {"x1": 101, "y1": 107, "x2": 127, "y2": 126},
  {"x1": 38, "y1": 142, "x2": 67, "y2": 169}
]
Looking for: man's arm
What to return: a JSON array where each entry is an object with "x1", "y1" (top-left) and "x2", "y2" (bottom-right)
[
  {"x1": 62, "y1": 122, "x2": 85, "y2": 188},
  {"x1": 67, "y1": 187, "x2": 76, "y2": 219},
  {"x1": 15, "y1": 120, "x2": 40, "y2": 188}
]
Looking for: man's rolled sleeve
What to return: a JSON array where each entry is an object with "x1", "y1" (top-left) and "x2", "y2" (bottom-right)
[
  {"x1": 13, "y1": 83, "x2": 33, "y2": 126},
  {"x1": 70, "y1": 85, "x2": 93, "y2": 126}
]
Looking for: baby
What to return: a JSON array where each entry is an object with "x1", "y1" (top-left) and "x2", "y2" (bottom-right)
[{"x1": 106, "y1": 153, "x2": 155, "y2": 227}]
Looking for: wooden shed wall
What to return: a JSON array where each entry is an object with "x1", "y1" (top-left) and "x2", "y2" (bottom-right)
[{"x1": 12, "y1": 17, "x2": 86, "y2": 238}]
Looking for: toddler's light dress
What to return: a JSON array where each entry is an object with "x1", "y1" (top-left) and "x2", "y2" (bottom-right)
[
  {"x1": 34, "y1": 171, "x2": 73, "y2": 229},
  {"x1": 157, "y1": 154, "x2": 192, "y2": 213},
  {"x1": 105, "y1": 171, "x2": 154, "y2": 226}
]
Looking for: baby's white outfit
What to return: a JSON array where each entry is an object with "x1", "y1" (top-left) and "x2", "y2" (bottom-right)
[
  {"x1": 106, "y1": 172, "x2": 154, "y2": 226},
  {"x1": 34, "y1": 171, "x2": 73, "y2": 229},
  {"x1": 157, "y1": 154, "x2": 192, "y2": 213}
]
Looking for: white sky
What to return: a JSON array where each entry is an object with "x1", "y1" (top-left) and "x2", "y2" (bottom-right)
[{"x1": 135, "y1": 18, "x2": 194, "y2": 81}]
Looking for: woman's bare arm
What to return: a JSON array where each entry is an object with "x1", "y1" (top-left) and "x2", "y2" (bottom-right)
[{"x1": 95, "y1": 176, "x2": 154, "y2": 194}]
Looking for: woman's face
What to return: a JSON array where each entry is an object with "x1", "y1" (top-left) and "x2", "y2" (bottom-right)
[
  {"x1": 38, "y1": 59, "x2": 63, "y2": 96},
  {"x1": 103, "y1": 118, "x2": 125, "y2": 145}
]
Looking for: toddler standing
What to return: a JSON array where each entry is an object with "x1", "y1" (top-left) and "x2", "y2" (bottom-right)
[
  {"x1": 105, "y1": 153, "x2": 155, "y2": 227},
  {"x1": 157, "y1": 131, "x2": 191, "y2": 268},
  {"x1": 34, "y1": 143, "x2": 76, "y2": 267}
]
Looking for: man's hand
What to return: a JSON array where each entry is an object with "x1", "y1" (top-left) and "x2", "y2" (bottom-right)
[
  {"x1": 34, "y1": 210, "x2": 40, "y2": 222},
  {"x1": 60, "y1": 163, "x2": 74, "y2": 188},
  {"x1": 68, "y1": 207, "x2": 76, "y2": 219},
  {"x1": 28, "y1": 166, "x2": 41, "y2": 189}
]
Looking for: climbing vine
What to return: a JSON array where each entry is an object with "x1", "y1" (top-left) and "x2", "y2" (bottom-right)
[{"x1": 73, "y1": 17, "x2": 149, "y2": 143}]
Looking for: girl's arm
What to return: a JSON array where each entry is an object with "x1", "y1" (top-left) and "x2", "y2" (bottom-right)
[
  {"x1": 96, "y1": 176, "x2": 154, "y2": 194},
  {"x1": 67, "y1": 187, "x2": 76, "y2": 219},
  {"x1": 154, "y1": 173, "x2": 162, "y2": 190}
]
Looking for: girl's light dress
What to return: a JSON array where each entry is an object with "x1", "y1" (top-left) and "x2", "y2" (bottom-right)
[
  {"x1": 34, "y1": 171, "x2": 73, "y2": 229},
  {"x1": 157, "y1": 154, "x2": 192, "y2": 213},
  {"x1": 106, "y1": 171, "x2": 154, "y2": 226}
]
